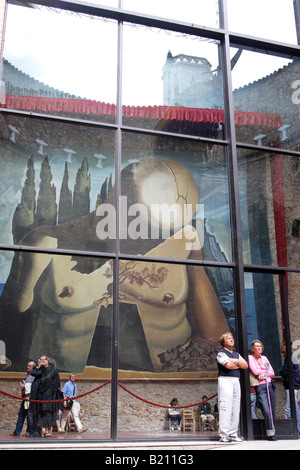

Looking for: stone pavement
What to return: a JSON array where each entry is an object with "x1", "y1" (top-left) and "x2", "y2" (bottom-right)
[{"x1": 0, "y1": 438, "x2": 299, "y2": 451}]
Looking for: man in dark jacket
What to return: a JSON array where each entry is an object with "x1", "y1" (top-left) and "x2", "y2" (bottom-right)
[
  {"x1": 280, "y1": 341, "x2": 300, "y2": 436},
  {"x1": 27, "y1": 355, "x2": 46, "y2": 437}
]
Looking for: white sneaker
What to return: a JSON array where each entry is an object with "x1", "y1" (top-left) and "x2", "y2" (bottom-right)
[
  {"x1": 229, "y1": 435, "x2": 243, "y2": 442},
  {"x1": 220, "y1": 436, "x2": 231, "y2": 442}
]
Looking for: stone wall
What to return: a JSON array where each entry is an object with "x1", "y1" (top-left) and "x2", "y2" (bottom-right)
[{"x1": 0, "y1": 377, "x2": 287, "y2": 434}]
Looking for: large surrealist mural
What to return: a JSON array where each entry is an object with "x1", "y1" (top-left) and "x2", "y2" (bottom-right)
[
  {"x1": 0, "y1": 110, "x2": 277, "y2": 377},
  {"x1": 0, "y1": 2, "x2": 287, "y2": 378}
]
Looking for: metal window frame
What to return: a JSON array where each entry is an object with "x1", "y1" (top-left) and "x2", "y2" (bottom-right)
[{"x1": 0, "y1": 0, "x2": 299, "y2": 442}]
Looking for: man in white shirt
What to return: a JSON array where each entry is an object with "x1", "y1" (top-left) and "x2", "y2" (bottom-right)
[
  {"x1": 216, "y1": 332, "x2": 248, "y2": 442},
  {"x1": 60, "y1": 373, "x2": 87, "y2": 434}
]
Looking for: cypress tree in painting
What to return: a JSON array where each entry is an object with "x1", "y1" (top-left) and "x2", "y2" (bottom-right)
[
  {"x1": 12, "y1": 156, "x2": 36, "y2": 243},
  {"x1": 58, "y1": 162, "x2": 73, "y2": 224},
  {"x1": 72, "y1": 157, "x2": 90, "y2": 219},
  {"x1": 35, "y1": 156, "x2": 57, "y2": 226}
]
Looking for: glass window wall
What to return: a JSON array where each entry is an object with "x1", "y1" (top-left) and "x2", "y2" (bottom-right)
[
  {"x1": 227, "y1": 0, "x2": 298, "y2": 45},
  {"x1": 122, "y1": 23, "x2": 224, "y2": 136},
  {"x1": 0, "y1": 0, "x2": 300, "y2": 442},
  {"x1": 231, "y1": 47, "x2": 300, "y2": 151},
  {"x1": 245, "y1": 272, "x2": 282, "y2": 369},
  {"x1": 117, "y1": 262, "x2": 234, "y2": 437},
  {"x1": 117, "y1": 262, "x2": 234, "y2": 377},
  {"x1": 0, "y1": 249, "x2": 113, "y2": 375},
  {"x1": 238, "y1": 149, "x2": 300, "y2": 269},
  {"x1": 123, "y1": 0, "x2": 220, "y2": 28},
  {"x1": 119, "y1": 133, "x2": 231, "y2": 262},
  {"x1": 3, "y1": 3, "x2": 118, "y2": 123},
  {"x1": 0, "y1": 250, "x2": 112, "y2": 439},
  {"x1": 0, "y1": 114, "x2": 116, "y2": 253}
]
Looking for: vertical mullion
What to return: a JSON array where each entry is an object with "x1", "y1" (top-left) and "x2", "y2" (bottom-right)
[
  {"x1": 219, "y1": 0, "x2": 253, "y2": 440},
  {"x1": 293, "y1": 0, "x2": 300, "y2": 45},
  {"x1": 110, "y1": 1, "x2": 123, "y2": 441}
]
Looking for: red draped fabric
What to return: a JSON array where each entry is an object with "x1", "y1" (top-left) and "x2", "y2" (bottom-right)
[
  {"x1": 270, "y1": 152, "x2": 287, "y2": 268},
  {"x1": 1, "y1": 95, "x2": 282, "y2": 127},
  {"x1": 270, "y1": 148, "x2": 288, "y2": 326}
]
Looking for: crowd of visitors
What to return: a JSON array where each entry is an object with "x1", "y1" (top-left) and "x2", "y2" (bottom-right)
[
  {"x1": 10, "y1": 356, "x2": 87, "y2": 438},
  {"x1": 8, "y1": 334, "x2": 300, "y2": 442}
]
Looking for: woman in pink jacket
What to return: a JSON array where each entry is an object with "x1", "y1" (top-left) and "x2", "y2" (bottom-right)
[{"x1": 248, "y1": 339, "x2": 276, "y2": 440}]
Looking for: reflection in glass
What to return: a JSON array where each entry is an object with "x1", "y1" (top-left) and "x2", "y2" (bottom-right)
[
  {"x1": 119, "y1": 134, "x2": 231, "y2": 263},
  {"x1": 238, "y1": 149, "x2": 300, "y2": 269},
  {"x1": 122, "y1": 23, "x2": 223, "y2": 132},
  {"x1": 227, "y1": 0, "x2": 297, "y2": 44},
  {"x1": 123, "y1": 0, "x2": 219, "y2": 27},
  {"x1": 3, "y1": 3, "x2": 118, "y2": 122},
  {"x1": 288, "y1": 272, "x2": 300, "y2": 365},
  {"x1": 232, "y1": 47, "x2": 300, "y2": 150},
  {"x1": 0, "y1": 250, "x2": 112, "y2": 375},
  {"x1": 90, "y1": 0, "x2": 118, "y2": 6},
  {"x1": 0, "y1": 114, "x2": 115, "y2": 253},
  {"x1": 245, "y1": 272, "x2": 282, "y2": 374},
  {"x1": 117, "y1": 261, "x2": 234, "y2": 375},
  {"x1": 238, "y1": 150, "x2": 274, "y2": 266}
]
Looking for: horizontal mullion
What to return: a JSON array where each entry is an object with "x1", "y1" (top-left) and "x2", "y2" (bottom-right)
[
  {"x1": 244, "y1": 263, "x2": 300, "y2": 274},
  {"x1": 0, "y1": 248, "x2": 298, "y2": 273},
  {"x1": 229, "y1": 32, "x2": 300, "y2": 59},
  {"x1": 0, "y1": 107, "x2": 118, "y2": 130},
  {"x1": 13, "y1": 0, "x2": 300, "y2": 58},
  {"x1": 0, "y1": 242, "x2": 234, "y2": 268},
  {"x1": 121, "y1": 124, "x2": 228, "y2": 146},
  {"x1": 236, "y1": 141, "x2": 300, "y2": 158},
  {"x1": 0, "y1": 108, "x2": 229, "y2": 146},
  {"x1": 10, "y1": 1, "x2": 300, "y2": 59},
  {"x1": 18, "y1": 0, "x2": 224, "y2": 40},
  {"x1": 0, "y1": 242, "x2": 116, "y2": 260}
]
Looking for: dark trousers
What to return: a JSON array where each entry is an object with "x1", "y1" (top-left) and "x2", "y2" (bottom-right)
[
  {"x1": 256, "y1": 382, "x2": 276, "y2": 436},
  {"x1": 169, "y1": 414, "x2": 182, "y2": 426},
  {"x1": 14, "y1": 402, "x2": 33, "y2": 435},
  {"x1": 28, "y1": 402, "x2": 41, "y2": 436}
]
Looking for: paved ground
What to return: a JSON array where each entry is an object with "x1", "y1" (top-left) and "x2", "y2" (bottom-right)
[
  {"x1": 213, "y1": 439, "x2": 300, "y2": 451},
  {"x1": 0, "y1": 436, "x2": 299, "y2": 451}
]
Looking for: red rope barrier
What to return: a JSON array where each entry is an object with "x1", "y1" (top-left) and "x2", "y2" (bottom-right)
[
  {"x1": 0, "y1": 380, "x2": 111, "y2": 403},
  {"x1": 0, "y1": 380, "x2": 217, "y2": 409},
  {"x1": 117, "y1": 382, "x2": 217, "y2": 409}
]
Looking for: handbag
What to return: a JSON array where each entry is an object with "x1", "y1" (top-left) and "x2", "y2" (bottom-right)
[
  {"x1": 24, "y1": 382, "x2": 32, "y2": 410},
  {"x1": 249, "y1": 371, "x2": 259, "y2": 387},
  {"x1": 66, "y1": 399, "x2": 73, "y2": 410}
]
